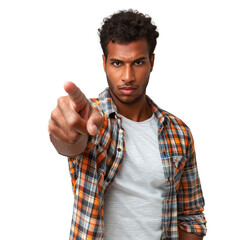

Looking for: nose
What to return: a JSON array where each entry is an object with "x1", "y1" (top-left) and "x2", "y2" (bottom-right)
[{"x1": 121, "y1": 64, "x2": 135, "y2": 83}]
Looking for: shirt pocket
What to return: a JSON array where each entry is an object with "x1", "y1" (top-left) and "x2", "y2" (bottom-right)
[{"x1": 172, "y1": 155, "x2": 187, "y2": 191}]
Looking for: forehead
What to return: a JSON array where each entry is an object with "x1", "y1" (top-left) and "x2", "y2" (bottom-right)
[{"x1": 106, "y1": 39, "x2": 149, "y2": 61}]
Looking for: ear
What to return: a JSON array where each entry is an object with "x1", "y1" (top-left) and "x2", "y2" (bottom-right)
[
  {"x1": 102, "y1": 55, "x2": 106, "y2": 72},
  {"x1": 150, "y1": 54, "x2": 155, "y2": 72}
]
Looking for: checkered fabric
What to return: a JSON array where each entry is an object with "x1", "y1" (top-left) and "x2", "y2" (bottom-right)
[{"x1": 68, "y1": 88, "x2": 206, "y2": 240}]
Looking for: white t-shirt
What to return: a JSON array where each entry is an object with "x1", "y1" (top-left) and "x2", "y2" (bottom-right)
[{"x1": 104, "y1": 114, "x2": 166, "y2": 240}]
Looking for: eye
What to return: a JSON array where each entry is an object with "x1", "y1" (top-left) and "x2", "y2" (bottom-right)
[
  {"x1": 112, "y1": 61, "x2": 122, "y2": 67},
  {"x1": 134, "y1": 61, "x2": 144, "y2": 66}
]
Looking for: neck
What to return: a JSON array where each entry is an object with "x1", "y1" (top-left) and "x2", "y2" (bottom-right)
[{"x1": 110, "y1": 91, "x2": 152, "y2": 122}]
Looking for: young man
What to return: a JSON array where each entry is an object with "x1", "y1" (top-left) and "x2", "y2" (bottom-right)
[{"x1": 49, "y1": 10, "x2": 207, "y2": 240}]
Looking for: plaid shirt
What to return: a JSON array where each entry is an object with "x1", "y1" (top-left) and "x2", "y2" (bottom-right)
[{"x1": 68, "y1": 89, "x2": 207, "y2": 240}]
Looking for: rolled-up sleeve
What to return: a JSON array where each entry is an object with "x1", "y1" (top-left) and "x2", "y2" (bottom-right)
[{"x1": 177, "y1": 132, "x2": 207, "y2": 236}]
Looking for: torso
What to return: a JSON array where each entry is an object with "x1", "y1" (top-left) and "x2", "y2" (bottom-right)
[{"x1": 104, "y1": 114, "x2": 166, "y2": 240}]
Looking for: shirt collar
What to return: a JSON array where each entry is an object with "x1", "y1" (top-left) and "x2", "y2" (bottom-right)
[
  {"x1": 98, "y1": 88, "x2": 170, "y2": 127},
  {"x1": 146, "y1": 96, "x2": 170, "y2": 127},
  {"x1": 99, "y1": 88, "x2": 118, "y2": 118}
]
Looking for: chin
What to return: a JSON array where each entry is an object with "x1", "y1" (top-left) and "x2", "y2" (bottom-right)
[{"x1": 116, "y1": 94, "x2": 143, "y2": 105}]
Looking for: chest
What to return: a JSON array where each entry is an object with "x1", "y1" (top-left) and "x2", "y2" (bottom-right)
[{"x1": 97, "y1": 117, "x2": 187, "y2": 195}]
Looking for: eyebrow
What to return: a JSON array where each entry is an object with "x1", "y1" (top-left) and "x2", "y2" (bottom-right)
[{"x1": 110, "y1": 57, "x2": 147, "y2": 63}]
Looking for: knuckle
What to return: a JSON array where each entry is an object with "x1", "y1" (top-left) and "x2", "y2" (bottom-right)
[
  {"x1": 50, "y1": 110, "x2": 57, "y2": 121},
  {"x1": 68, "y1": 115, "x2": 79, "y2": 128},
  {"x1": 57, "y1": 96, "x2": 66, "y2": 107},
  {"x1": 48, "y1": 126, "x2": 53, "y2": 135},
  {"x1": 48, "y1": 119, "x2": 55, "y2": 132},
  {"x1": 50, "y1": 126, "x2": 74, "y2": 144},
  {"x1": 68, "y1": 131, "x2": 79, "y2": 141},
  {"x1": 49, "y1": 124, "x2": 58, "y2": 137}
]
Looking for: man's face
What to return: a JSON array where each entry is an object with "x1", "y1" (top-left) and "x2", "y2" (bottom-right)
[{"x1": 103, "y1": 39, "x2": 154, "y2": 105}]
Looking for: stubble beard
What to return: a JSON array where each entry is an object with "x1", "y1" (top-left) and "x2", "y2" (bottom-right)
[{"x1": 106, "y1": 75, "x2": 149, "y2": 105}]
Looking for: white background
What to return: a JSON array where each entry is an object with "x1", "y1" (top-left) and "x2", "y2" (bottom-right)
[{"x1": 0, "y1": 0, "x2": 239, "y2": 239}]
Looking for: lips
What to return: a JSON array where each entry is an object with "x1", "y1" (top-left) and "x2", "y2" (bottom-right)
[{"x1": 119, "y1": 87, "x2": 136, "y2": 95}]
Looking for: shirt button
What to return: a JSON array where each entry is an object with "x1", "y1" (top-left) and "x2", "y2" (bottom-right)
[{"x1": 117, "y1": 147, "x2": 122, "y2": 152}]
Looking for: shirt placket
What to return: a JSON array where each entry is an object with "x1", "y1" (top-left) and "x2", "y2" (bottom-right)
[{"x1": 103, "y1": 116, "x2": 125, "y2": 192}]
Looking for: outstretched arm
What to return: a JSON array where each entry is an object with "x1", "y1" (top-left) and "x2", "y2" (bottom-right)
[{"x1": 48, "y1": 81, "x2": 104, "y2": 157}]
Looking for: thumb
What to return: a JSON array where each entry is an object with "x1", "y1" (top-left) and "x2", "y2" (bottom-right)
[{"x1": 86, "y1": 110, "x2": 104, "y2": 135}]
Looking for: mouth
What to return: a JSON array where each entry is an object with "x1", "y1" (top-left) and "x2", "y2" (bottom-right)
[{"x1": 119, "y1": 87, "x2": 137, "y2": 95}]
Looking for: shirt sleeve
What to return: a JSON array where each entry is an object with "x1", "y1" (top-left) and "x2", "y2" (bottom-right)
[
  {"x1": 68, "y1": 99, "x2": 105, "y2": 193},
  {"x1": 68, "y1": 154, "x2": 81, "y2": 193},
  {"x1": 177, "y1": 131, "x2": 207, "y2": 236},
  {"x1": 68, "y1": 130, "x2": 104, "y2": 191}
]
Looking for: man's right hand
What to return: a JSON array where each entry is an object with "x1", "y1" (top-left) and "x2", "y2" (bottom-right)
[{"x1": 48, "y1": 81, "x2": 104, "y2": 156}]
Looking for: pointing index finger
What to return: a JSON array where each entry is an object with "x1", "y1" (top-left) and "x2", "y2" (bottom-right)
[{"x1": 64, "y1": 81, "x2": 87, "y2": 112}]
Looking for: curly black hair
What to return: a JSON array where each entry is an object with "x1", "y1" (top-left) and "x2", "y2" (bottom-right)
[{"x1": 98, "y1": 9, "x2": 159, "y2": 59}]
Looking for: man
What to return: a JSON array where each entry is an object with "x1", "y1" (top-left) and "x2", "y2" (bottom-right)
[{"x1": 49, "y1": 9, "x2": 207, "y2": 240}]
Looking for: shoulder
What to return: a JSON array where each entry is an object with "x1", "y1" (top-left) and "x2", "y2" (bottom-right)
[
  {"x1": 163, "y1": 109, "x2": 190, "y2": 132},
  {"x1": 148, "y1": 96, "x2": 191, "y2": 135},
  {"x1": 161, "y1": 109, "x2": 196, "y2": 157},
  {"x1": 161, "y1": 108, "x2": 194, "y2": 146}
]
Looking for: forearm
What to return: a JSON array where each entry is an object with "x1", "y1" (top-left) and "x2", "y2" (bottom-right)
[
  {"x1": 50, "y1": 134, "x2": 88, "y2": 157},
  {"x1": 179, "y1": 228, "x2": 203, "y2": 240}
]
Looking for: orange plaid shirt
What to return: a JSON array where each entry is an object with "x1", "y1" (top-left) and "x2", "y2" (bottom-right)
[{"x1": 68, "y1": 89, "x2": 206, "y2": 240}]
